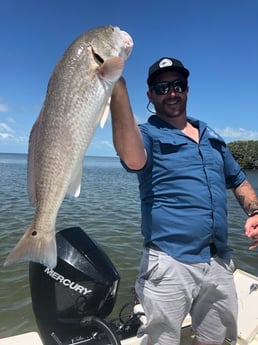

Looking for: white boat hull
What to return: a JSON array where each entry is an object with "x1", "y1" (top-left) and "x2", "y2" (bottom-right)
[{"x1": 1, "y1": 269, "x2": 258, "y2": 345}]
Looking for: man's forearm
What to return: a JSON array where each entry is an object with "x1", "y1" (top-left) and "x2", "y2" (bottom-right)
[
  {"x1": 110, "y1": 77, "x2": 146, "y2": 170},
  {"x1": 233, "y1": 179, "x2": 258, "y2": 216}
]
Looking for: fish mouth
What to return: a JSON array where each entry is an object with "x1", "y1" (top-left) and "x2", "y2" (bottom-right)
[
  {"x1": 120, "y1": 30, "x2": 134, "y2": 48},
  {"x1": 120, "y1": 30, "x2": 134, "y2": 58}
]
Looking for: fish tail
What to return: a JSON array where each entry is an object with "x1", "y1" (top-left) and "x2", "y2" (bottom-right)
[{"x1": 4, "y1": 225, "x2": 57, "y2": 269}]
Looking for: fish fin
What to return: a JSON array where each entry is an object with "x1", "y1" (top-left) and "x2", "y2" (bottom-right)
[
  {"x1": 67, "y1": 163, "x2": 83, "y2": 197},
  {"x1": 100, "y1": 97, "x2": 110, "y2": 128},
  {"x1": 98, "y1": 56, "x2": 125, "y2": 82},
  {"x1": 4, "y1": 225, "x2": 57, "y2": 269},
  {"x1": 27, "y1": 114, "x2": 42, "y2": 205}
]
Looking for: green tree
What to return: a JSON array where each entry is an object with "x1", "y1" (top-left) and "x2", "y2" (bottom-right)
[{"x1": 227, "y1": 141, "x2": 258, "y2": 169}]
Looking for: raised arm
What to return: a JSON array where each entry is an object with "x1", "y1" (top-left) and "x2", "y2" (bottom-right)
[
  {"x1": 233, "y1": 179, "x2": 258, "y2": 249},
  {"x1": 110, "y1": 77, "x2": 147, "y2": 170}
]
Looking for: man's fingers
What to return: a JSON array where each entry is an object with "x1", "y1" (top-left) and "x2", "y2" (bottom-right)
[{"x1": 249, "y1": 238, "x2": 258, "y2": 250}]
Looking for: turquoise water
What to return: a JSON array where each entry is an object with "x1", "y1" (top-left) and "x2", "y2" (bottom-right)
[{"x1": 0, "y1": 153, "x2": 257, "y2": 338}]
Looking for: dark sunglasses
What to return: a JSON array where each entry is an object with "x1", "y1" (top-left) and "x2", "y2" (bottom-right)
[{"x1": 150, "y1": 80, "x2": 188, "y2": 95}]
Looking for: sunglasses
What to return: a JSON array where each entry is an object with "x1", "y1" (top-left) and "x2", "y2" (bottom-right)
[{"x1": 150, "y1": 80, "x2": 188, "y2": 95}]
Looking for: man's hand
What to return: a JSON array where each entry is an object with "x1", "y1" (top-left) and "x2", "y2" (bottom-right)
[{"x1": 245, "y1": 215, "x2": 258, "y2": 249}]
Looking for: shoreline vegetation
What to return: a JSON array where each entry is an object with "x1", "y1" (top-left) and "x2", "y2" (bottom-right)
[{"x1": 227, "y1": 140, "x2": 258, "y2": 170}]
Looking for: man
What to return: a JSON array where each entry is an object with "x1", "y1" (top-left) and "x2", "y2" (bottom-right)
[{"x1": 110, "y1": 57, "x2": 258, "y2": 345}]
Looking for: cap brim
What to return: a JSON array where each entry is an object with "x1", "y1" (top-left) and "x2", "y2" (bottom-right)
[{"x1": 147, "y1": 67, "x2": 189, "y2": 85}]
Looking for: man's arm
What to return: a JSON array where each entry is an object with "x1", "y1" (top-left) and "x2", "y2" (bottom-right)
[
  {"x1": 233, "y1": 179, "x2": 258, "y2": 249},
  {"x1": 110, "y1": 77, "x2": 147, "y2": 170},
  {"x1": 233, "y1": 179, "x2": 258, "y2": 215}
]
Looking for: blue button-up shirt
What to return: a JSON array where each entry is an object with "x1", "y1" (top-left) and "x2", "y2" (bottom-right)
[{"x1": 122, "y1": 115, "x2": 246, "y2": 263}]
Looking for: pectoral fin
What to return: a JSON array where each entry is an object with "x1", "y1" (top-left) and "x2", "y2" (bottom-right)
[
  {"x1": 100, "y1": 97, "x2": 111, "y2": 128},
  {"x1": 67, "y1": 163, "x2": 83, "y2": 197},
  {"x1": 98, "y1": 56, "x2": 125, "y2": 82},
  {"x1": 27, "y1": 113, "x2": 43, "y2": 205}
]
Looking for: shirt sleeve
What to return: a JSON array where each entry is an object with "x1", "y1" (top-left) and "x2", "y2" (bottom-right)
[{"x1": 223, "y1": 146, "x2": 246, "y2": 189}]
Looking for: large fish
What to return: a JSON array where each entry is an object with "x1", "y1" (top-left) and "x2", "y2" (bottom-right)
[{"x1": 4, "y1": 25, "x2": 133, "y2": 269}]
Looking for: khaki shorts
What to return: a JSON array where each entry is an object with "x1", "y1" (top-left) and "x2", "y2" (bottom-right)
[{"x1": 135, "y1": 247, "x2": 237, "y2": 345}]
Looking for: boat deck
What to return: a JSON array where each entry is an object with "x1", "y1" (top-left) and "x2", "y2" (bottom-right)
[{"x1": 1, "y1": 269, "x2": 258, "y2": 345}]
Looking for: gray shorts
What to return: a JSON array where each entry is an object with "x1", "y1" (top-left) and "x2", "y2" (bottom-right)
[{"x1": 135, "y1": 247, "x2": 238, "y2": 345}]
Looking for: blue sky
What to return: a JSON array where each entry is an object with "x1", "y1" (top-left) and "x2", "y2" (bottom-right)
[{"x1": 0, "y1": 0, "x2": 257, "y2": 156}]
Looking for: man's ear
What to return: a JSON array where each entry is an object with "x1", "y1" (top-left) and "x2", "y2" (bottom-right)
[{"x1": 147, "y1": 90, "x2": 153, "y2": 102}]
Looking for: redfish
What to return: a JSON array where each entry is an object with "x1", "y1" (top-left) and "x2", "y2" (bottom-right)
[{"x1": 4, "y1": 26, "x2": 133, "y2": 268}]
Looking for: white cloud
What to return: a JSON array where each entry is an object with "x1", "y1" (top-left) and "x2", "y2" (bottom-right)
[
  {"x1": 100, "y1": 140, "x2": 113, "y2": 149},
  {"x1": 0, "y1": 133, "x2": 11, "y2": 139},
  {"x1": 5, "y1": 117, "x2": 16, "y2": 124},
  {"x1": 0, "y1": 122, "x2": 15, "y2": 133},
  {"x1": 0, "y1": 99, "x2": 8, "y2": 112},
  {"x1": 0, "y1": 120, "x2": 28, "y2": 145},
  {"x1": 215, "y1": 127, "x2": 258, "y2": 142}
]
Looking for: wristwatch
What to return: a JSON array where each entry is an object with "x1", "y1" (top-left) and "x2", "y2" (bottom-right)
[{"x1": 248, "y1": 209, "x2": 258, "y2": 217}]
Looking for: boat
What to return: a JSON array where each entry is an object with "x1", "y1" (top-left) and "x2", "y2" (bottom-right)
[{"x1": 1, "y1": 227, "x2": 258, "y2": 345}]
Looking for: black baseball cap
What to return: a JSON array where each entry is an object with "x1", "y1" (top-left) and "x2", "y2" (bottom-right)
[{"x1": 147, "y1": 57, "x2": 190, "y2": 86}]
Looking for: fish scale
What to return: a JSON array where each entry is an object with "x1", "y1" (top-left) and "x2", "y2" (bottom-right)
[{"x1": 4, "y1": 25, "x2": 133, "y2": 269}]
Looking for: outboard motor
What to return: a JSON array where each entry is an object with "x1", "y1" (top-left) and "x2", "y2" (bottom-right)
[{"x1": 29, "y1": 227, "x2": 120, "y2": 344}]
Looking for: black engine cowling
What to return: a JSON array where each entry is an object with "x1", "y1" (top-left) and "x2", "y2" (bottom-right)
[{"x1": 29, "y1": 227, "x2": 120, "y2": 344}]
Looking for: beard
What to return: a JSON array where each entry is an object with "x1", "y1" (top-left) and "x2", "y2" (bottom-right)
[{"x1": 154, "y1": 96, "x2": 187, "y2": 120}]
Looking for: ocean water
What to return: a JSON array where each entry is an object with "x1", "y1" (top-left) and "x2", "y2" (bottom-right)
[{"x1": 0, "y1": 153, "x2": 257, "y2": 338}]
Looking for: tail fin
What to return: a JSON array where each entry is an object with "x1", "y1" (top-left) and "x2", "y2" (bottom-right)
[{"x1": 4, "y1": 226, "x2": 57, "y2": 269}]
